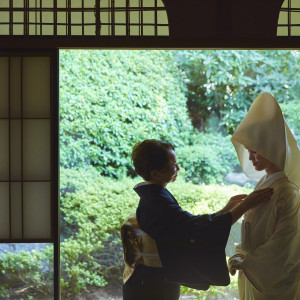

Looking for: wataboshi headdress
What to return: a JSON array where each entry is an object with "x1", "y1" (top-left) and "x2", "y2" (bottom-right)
[{"x1": 231, "y1": 92, "x2": 300, "y2": 188}]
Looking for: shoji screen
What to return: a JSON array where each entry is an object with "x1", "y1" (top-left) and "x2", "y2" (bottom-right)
[{"x1": 0, "y1": 53, "x2": 57, "y2": 242}]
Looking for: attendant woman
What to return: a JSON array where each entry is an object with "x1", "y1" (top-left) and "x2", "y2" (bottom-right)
[
  {"x1": 228, "y1": 92, "x2": 300, "y2": 299},
  {"x1": 122, "y1": 139, "x2": 273, "y2": 300}
]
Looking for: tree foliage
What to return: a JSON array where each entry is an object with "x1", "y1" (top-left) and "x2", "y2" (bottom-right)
[
  {"x1": 60, "y1": 50, "x2": 193, "y2": 178},
  {"x1": 175, "y1": 50, "x2": 300, "y2": 133},
  {"x1": 60, "y1": 50, "x2": 300, "y2": 179},
  {"x1": 280, "y1": 99, "x2": 300, "y2": 144}
]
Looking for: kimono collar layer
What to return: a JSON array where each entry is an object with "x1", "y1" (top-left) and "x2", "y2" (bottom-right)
[
  {"x1": 256, "y1": 171, "x2": 286, "y2": 189},
  {"x1": 231, "y1": 92, "x2": 300, "y2": 189},
  {"x1": 134, "y1": 183, "x2": 166, "y2": 198}
]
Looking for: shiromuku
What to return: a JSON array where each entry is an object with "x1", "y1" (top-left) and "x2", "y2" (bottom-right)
[{"x1": 229, "y1": 92, "x2": 300, "y2": 300}]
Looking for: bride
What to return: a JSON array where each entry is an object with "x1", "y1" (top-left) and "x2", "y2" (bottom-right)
[{"x1": 228, "y1": 92, "x2": 300, "y2": 299}]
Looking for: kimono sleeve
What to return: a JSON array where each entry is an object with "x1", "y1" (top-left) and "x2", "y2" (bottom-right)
[
  {"x1": 155, "y1": 196, "x2": 232, "y2": 287},
  {"x1": 241, "y1": 188, "x2": 300, "y2": 293}
]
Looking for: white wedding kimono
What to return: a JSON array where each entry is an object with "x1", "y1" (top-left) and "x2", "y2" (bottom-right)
[
  {"x1": 235, "y1": 171, "x2": 300, "y2": 299},
  {"x1": 229, "y1": 93, "x2": 300, "y2": 300}
]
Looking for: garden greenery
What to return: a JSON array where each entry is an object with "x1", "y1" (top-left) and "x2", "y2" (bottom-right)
[
  {"x1": 281, "y1": 99, "x2": 300, "y2": 144},
  {"x1": 1, "y1": 50, "x2": 299, "y2": 299},
  {"x1": 176, "y1": 50, "x2": 300, "y2": 133},
  {"x1": 59, "y1": 50, "x2": 193, "y2": 178},
  {"x1": 176, "y1": 133, "x2": 239, "y2": 184},
  {"x1": 60, "y1": 50, "x2": 300, "y2": 180}
]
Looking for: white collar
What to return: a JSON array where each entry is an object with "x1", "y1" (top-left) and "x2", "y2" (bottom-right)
[{"x1": 256, "y1": 171, "x2": 286, "y2": 189}]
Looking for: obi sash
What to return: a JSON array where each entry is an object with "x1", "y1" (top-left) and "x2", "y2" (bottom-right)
[{"x1": 121, "y1": 213, "x2": 162, "y2": 284}]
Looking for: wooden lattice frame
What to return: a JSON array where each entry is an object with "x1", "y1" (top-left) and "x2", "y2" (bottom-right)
[
  {"x1": 0, "y1": 0, "x2": 169, "y2": 37},
  {"x1": 278, "y1": 0, "x2": 300, "y2": 36}
]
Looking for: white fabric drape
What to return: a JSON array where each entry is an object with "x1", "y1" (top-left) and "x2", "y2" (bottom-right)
[
  {"x1": 230, "y1": 93, "x2": 300, "y2": 300},
  {"x1": 231, "y1": 92, "x2": 300, "y2": 188}
]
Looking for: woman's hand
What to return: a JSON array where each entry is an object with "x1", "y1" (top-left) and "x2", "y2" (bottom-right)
[
  {"x1": 243, "y1": 188, "x2": 273, "y2": 210},
  {"x1": 216, "y1": 194, "x2": 247, "y2": 215},
  {"x1": 229, "y1": 188, "x2": 273, "y2": 224},
  {"x1": 228, "y1": 254, "x2": 245, "y2": 275},
  {"x1": 225, "y1": 194, "x2": 248, "y2": 211}
]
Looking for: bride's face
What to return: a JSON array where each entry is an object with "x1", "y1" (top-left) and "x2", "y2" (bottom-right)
[{"x1": 248, "y1": 149, "x2": 274, "y2": 172}]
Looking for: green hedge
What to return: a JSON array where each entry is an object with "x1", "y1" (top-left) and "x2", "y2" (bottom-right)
[
  {"x1": 0, "y1": 168, "x2": 250, "y2": 298},
  {"x1": 59, "y1": 167, "x2": 140, "y2": 296},
  {"x1": 0, "y1": 247, "x2": 53, "y2": 299},
  {"x1": 176, "y1": 133, "x2": 239, "y2": 184}
]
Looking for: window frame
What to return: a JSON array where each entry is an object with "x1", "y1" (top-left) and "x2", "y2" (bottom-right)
[{"x1": 0, "y1": 49, "x2": 60, "y2": 299}]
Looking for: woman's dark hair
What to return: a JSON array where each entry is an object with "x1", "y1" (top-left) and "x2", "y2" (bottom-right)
[{"x1": 131, "y1": 140, "x2": 175, "y2": 181}]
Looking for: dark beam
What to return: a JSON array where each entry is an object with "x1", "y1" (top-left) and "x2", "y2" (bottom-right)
[{"x1": 1, "y1": 36, "x2": 300, "y2": 49}]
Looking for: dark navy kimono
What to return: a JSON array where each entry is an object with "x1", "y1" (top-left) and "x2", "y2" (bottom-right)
[{"x1": 135, "y1": 183, "x2": 232, "y2": 290}]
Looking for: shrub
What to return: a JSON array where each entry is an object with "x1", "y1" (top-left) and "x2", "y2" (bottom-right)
[
  {"x1": 59, "y1": 167, "x2": 141, "y2": 297},
  {"x1": 0, "y1": 247, "x2": 53, "y2": 299},
  {"x1": 176, "y1": 133, "x2": 239, "y2": 184},
  {"x1": 168, "y1": 175, "x2": 251, "y2": 214},
  {"x1": 59, "y1": 50, "x2": 193, "y2": 178}
]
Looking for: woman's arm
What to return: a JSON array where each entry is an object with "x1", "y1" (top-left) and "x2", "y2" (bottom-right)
[
  {"x1": 217, "y1": 188, "x2": 273, "y2": 224},
  {"x1": 216, "y1": 194, "x2": 247, "y2": 216}
]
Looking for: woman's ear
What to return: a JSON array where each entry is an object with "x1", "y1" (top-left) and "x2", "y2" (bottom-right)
[{"x1": 150, "y1": 170, "x2": 158, "y2": 181}]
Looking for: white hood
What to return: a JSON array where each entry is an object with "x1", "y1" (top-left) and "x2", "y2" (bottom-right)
[{"x1": 231, "y1": 92, "x2": 300, "y2": 188}]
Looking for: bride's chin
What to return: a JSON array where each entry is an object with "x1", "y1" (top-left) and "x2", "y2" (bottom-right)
[{"x1": 254, "y1": 166, "x2": 263, "y2": 171}]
